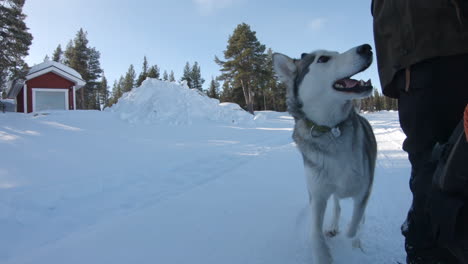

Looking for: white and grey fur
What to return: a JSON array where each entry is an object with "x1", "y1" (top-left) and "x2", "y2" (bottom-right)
[{"x1": 273, "y1": 45, "x2": 377, "y2": 264}]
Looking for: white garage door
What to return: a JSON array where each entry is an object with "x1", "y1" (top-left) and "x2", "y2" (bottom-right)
[{"x1": 34, "y1": 89, "x2": 69, "y2": 112}]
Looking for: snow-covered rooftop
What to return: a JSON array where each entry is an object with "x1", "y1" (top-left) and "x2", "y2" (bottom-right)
[
  {"x1": 28, "y1": 61, "x2": 84, "y2": 81},
  {"x1": 24, "y1": 61, "x2": 86, "y2": 90},
  {"x1": 6, "y1": 61, "x2": 86, "y2": 98}
]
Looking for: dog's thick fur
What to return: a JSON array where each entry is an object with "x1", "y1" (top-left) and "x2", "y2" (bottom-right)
[{"x1": 273, "y1": 45, "x2": 377, "y2": 264}]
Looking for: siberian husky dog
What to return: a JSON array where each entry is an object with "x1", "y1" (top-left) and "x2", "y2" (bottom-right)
[{"x1": 273, "y1": 44, "x2": 377, "y2": 264}]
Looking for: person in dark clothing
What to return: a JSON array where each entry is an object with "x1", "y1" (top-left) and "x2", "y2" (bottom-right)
[{"x1": 372, "y1": 1, "x2": 468, "y2": 263}]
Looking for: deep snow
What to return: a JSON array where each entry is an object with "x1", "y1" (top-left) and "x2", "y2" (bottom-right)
[
  {"x1": 0, "y1": 80, "x2": 410, "y2": 264},
  {"x1": 108, "y1": 79, "x2": 255, "y2": 125}
]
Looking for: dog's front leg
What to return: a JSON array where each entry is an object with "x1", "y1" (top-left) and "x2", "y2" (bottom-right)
[
  {"x1": 310, "y1": 193, "x2": 332, "y2": 264},
  {"x1": 347, "y1": 194, "x2": 368, "y2": 238},
  {"x1": 325, "y1": 195, "x2": 341, "y2": 237}
]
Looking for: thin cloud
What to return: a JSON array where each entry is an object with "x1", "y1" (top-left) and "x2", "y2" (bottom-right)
[
  {"x1": 193, "y1": 0, "x2": 236, "y2": 15},
  {"x1": 308, "y1": 18, "x2": 327, "y2": 31}
]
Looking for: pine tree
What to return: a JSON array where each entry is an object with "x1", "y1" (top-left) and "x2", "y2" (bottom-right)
[
  {"x1": 361, "y1": 96, "x2": 368, "y2": 112},
  {"x1": 220, "y1": 80, "x2": 232, "y2": 102},
  {"x1": 274, "y1": 83, "x2": 287, "y2": 111},
  {"x1": 86, "y1": 47, "x2": 103, "y2": 109},
  {"x1": 169, "y1": 70, "x2": 175, "y2": 82},
  {"x1": 117, "y1": 76, "x2": 124, "y2": 96},
  {"x1": 67, "y1": 29, "x2": 89, "y2": 76},
  {"x1": 60, "y1": 30, "x2": 103, "y2": 109},
  {"x1": 162, "y1": 70, "x2": 168, "y2": 81},
  {"x1": 373, "y1": 89, "x2": 383, "y2": 111},
  {"x1": 146, "y1": 65, "x2": 160, "y2": 79},
  {"x1": 215, "y1": 23, "x2": 267, "y2": 114},
  {"x1": 136, "y1": 56, "x2": 148, "y2": 87},
  {"x1": 122, "y1": 64, "x2": 136, "y2": 92},
  {"x1": 369, "y1": 93, "x2": 375, "y2": 111},
  {"x1": 109, "y1": 77, "x2": 123, "y2": 106},
  {"x1": 257, "y1": 49, "x2": 287, "y2": 112},
  {"x1": 391, "y1": 97, "x2": 398, "y2": 110},
  {"x1": 63, "y1": 40, "x2": 73, "y2": 65},
  {"x1": 110, "y1": 80, "x2": 118, "y2": 106},
  {"x1": 207, "y1": 77, "x2": 220, "y2": 99},
  {"x1": 99, "y1": 73, "x2": 109, "y2": 108},
  {"x1": 258, "y1": 49, "x2": 271, "y2": 110},
  {"x1": 382, "y1": 95, "x2": 389, "y2": 111},
  {"x1": 64, "y1": 29, "x2": 90, "y2": 109},
  {"x1": 190, "y1": 61, "x2": 205, "y2": 91},
  {"x1": 43, "y1": 55, "x2": 50, "y2": 62},
  {"x1": 384, "y1": 95, "x2": 397, "y2": 111},
  {"x1": 87, "y1": 47, "x2": 102, "y2": 81},
  {"x1": 52, "y1": 44, "x2": 63, "y2": 62},
  {"x1": 362, "y1": 91, "x2": 374, "y2": 112},
  {"x1": 87, "y1": 89, "x2": 98, "y2": 110},
  {"x1": 180, "y1": 62, "x2": 192, "y2": 88},
  {"x1": 0, "y1": 0, "x2": 33, "y2": 88},
  {"x1": 257, "y1": 48, "x2": 287, "y2": 112}
]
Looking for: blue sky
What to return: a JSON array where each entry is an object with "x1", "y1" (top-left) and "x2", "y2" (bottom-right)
[{"x1": 23, "y1": 0, "x2": 378, "y2": 92}]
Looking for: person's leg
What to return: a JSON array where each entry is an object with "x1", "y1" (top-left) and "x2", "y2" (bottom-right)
[
  {"x1": 449, "y1": 205, "x2": 468, "y2": 263},
  {"x1": 395, "y1": 54, "x2": 468, "y2": 263}
]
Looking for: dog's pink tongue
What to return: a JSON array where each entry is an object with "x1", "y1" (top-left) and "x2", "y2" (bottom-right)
[{"x1": 344, "y1": 79, "x2": 359, "y2": 88}]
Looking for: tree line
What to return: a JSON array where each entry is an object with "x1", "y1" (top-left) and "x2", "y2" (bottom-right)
[
  {"x1": 106, "y1": 56, "x2": 175, "y2": 107},
  {"x1": 105, "y1": 58, "x2": 207, "y2": 107},
  {"x1": 361, "y1": 89, "x2": 398, "y2": 112},
  {"x1": 0, "y1": 1, "x2": 396, "y2": 113}
]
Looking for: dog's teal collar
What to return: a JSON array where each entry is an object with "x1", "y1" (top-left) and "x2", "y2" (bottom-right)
[
  {"x1": 305, "y1": 119, "x2": 332, "y2": 133},
  {"x1": 304, "y1": 118, "x2": 342, "y2": 137}
]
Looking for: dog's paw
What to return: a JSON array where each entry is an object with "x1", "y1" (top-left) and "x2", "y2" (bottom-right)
[
  {"x1": 311, "y1": 237, "x2": 333, "y2": 264},
  {"x1": 312, "y1": 249, "x2": 333, "y2": 264},
  {"x1": 352, "y1": 238, "x2": 365, "y2": 253},
  {"x1": 324, "y1": 229, "x2": 339, "y2": 237}
]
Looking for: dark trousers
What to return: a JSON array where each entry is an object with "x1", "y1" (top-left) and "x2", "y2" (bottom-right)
[{"x1": 395, "y1": 54, "x2": 468, "y2": 252}]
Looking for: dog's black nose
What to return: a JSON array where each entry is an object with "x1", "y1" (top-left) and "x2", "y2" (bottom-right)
[{"x1": 357, "y1": 44, "x2": 372, "y2": 55}]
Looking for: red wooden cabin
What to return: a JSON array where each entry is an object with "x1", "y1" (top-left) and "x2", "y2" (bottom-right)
[{"x1": 7, "y1": 61, "x2": 85, "y2": 113}]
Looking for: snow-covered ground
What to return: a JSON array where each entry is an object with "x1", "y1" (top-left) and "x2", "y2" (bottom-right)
[{"x1": 0, "y1": 80, "x2": 410, "y2": 264}]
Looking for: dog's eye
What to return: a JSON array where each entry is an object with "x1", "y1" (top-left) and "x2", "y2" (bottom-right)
[{"x1": 317, "y1": 56, "x2": 330, "y2": 63}]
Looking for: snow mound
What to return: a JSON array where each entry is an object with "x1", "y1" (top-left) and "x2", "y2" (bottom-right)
[{"x1": 108, "y1": 79, "x2": 254, "y2": 125}]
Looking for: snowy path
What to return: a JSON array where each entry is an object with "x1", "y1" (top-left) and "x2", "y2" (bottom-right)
[{"x1": 0, "y1": 111, "x2": 409, "y2": 264}]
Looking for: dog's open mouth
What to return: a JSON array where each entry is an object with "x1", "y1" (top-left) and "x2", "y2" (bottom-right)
[{"x1": 333, "y1": 78, "x2": 373, "y2": 93}]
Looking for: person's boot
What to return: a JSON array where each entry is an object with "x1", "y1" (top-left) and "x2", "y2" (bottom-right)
[{"x1": 406, "y1": 243, "x2": 460, "y2": 264}]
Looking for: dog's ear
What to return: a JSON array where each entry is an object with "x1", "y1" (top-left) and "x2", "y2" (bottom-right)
[{"x1": 273, "y1": 53, "x2": 296, "y2": 84}]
